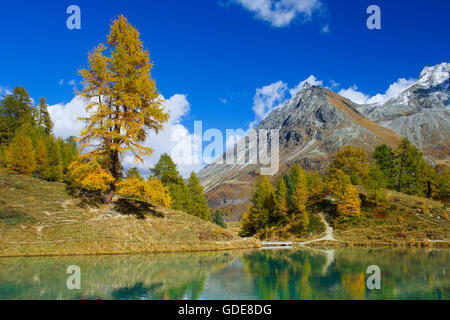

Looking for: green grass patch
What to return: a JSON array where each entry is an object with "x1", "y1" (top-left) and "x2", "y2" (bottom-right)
[{"x1": 0, "y1": 207, "x2": 34, "y2": 225}]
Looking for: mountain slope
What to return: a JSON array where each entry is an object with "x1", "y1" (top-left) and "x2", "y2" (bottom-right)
[
  {"x1": 198, "y1": 85, "x2": 402, "y2": 220},
  {"x1": 358, "y1": 62, "x2": 450, "y2": 166}
]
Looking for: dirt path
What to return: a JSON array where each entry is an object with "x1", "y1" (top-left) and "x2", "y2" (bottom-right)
[{"x1": 298, "y1": 213, "x2": 336, "y2": 246}]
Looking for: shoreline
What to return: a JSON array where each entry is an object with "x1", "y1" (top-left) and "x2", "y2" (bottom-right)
[
  {"x1": 298, "y1": 239, "x2": 450, "y2": 248},
  {"x1": 0, "y1": 239, "x2": 261, "y2": 258},
  {"x1": 2, "y1": 239, "x2": 449, "y2": 258}
]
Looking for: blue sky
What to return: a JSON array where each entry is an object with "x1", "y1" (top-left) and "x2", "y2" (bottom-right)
[{"x1": 0, "y1": 0, "x2": 449, "y2": 174}]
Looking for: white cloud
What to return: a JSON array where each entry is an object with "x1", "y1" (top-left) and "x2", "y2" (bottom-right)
[
  {"x1": 128, "y1": 94, "x2": 204, "y2": 177},
  {"x1": 329, "y1": 80, "x2": 339, "y2": 89},
  {"x1": 234, "y1": 0, "x2": 323, "y2": 27},
  {"x1": 289, "y1": 74, "x2": 323, "y2": 96},
  {"x1": 250, "y1": 80, "x2": 288, "y2": 127},
  {"x1": 338, "y1": 85, "x2": 370, "y2": 105},
  {"x1": 249, "y1": 75, "x2": 327, "y2": 127},
  {"x1": 163, "y1": 94, "x2": 190, "y2": 123},
  {"x1": 48, "y1": 95, "x2": 88, "y2": 139},
  {"x1": 48, "y1": 94, "x2": 203, "y2": 177},
  {"x1": 366, "y1": 78, "x2": 416, "y2": 104},
  {"x1": 58, "y1": 79, "x2": 78, "y2": 90},
  {"x1": 0, "y1": 86, "x2": 12, "y2": 97},
  {"x1": 339, "y1": 78, "x2": 416, "y2": 105},
  {"x1": 321, "y1": 24, "x2": 330, "y2": 33}
]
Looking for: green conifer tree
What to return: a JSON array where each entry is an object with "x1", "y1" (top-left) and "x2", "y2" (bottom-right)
[
  {"x1": 365, "y1": 164, "x2": 390, "y2": 211},
  {"x1": 187, "y1": 172, "x2": 210, "y2": 221},
  {"x1": 373, "y1": 144, "x2": 396, "y2": 188},
  {"x1": 212, "y1": 210, "x2": 227, "y2": 228},
  {"x1": 125, "y1": 167, "x2": 143, "y2": 180},
  {"x1": 37, "y1": 97, "x2": 54, "y2": 135},
  {"x1": 42, "y1": 137, "x2": 63, "y2": 182},
  {"x1": 0, "y1": 87, "x2": 35, "y2": 142},
  {"x1": 151, "y1": 153, "x2": 191, "y2": 211},
  {"x1": 151, "y1": 153, "x2": 182, "y2": 185},
  {"x1": 290, "y1": 163, "x2": 302, "y2": 189},
  {"x1": 395, "y1": 138, "x2": 428, "y2": 196},
  {"x1": 60, "y1": 137, "x2": 79, "y2": 178},
  {"x1": 169, "y1": 182, "x2": 191, "y2": 211}
]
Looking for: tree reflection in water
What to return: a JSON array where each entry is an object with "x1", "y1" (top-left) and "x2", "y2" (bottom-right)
[{"x1": 0, "y1": 248, "x2": 448, "y2": 300}]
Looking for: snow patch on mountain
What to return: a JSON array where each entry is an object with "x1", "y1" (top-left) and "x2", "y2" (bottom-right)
[{"x1": 417, "y1": 62, "x2": 450, "y2": 88}]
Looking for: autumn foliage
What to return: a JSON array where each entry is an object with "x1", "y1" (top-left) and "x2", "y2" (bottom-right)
[
  {"x1": 6, "y1": 129, "x2": 36, "y2": 176},
  {"x1": 72, "y1": 15, "x2": 169, "y2": 202},
  {"x1": 69, "y1": 158, "x2": 114, "y2": 192},
  {"x1": 330, "y1": 145, "x2": 369, "y2": 184},
  {"x1": 240, "y1": 166, "x2": 319, "y2": 238},
  {"x1": 116, "y1": 176, "x2": 172, "y2": 208},
  {"x1": 336, "y1": 185, "x2": 361, "y2": 218}
]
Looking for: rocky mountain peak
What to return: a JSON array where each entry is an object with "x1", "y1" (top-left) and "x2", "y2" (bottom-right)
[
  {"x1": 418, "y1": 62, "x2": 450, "y2": 88},
  {"x1": 357, "y1": 63, "x2": 449, "y2": 165},
  {"x1": 198, "y1": 84, "x2": 402, "y2": 220}
]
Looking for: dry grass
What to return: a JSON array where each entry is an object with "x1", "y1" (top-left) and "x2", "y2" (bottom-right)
[
  {"x1": 333, "y1": 187, "x2": 449, "y2": 244},
  {"x1": 0, "y1": 173, "x2": 260, "y2": 257}
]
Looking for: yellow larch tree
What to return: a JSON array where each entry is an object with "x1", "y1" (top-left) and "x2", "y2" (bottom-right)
[
  {"x1": 330, "y1": 145, "x2": 370, "y2": 184},
  {"x1": 337, "y1": 185, "x2": 361, "y2": 218},
  {"x1": 7, "y1": 130, "x2": 36, "y2": 176},
  {"x1": 293, "y1": 166, "x2": 308, "y2": 214},
  {"x1": 275, "y1": 178, "x2": 289, "y2": 221},
  {"x1": 69, "y1": 157, "x2": 115, "y2": 192},
  {"x1": 72, "y1": 15, "x2": 169, "y2": 202},
  {"x1": 35, "y1": 137, "x2": 47, "y2": 177},
  {"x1": 293, "y1": 165, "x2": 309, "y2": 229}
]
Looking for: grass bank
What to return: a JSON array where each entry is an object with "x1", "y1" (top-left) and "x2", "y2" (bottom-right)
[
  {"x1": 332, "y1": 188, "x2": 449, "y2": 244},
  {"x1": 0, "y1": 172, "x2": 260, "y2": 257}
]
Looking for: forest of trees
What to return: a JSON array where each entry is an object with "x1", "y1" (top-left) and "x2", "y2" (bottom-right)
[
  {"x1": 0, "y1": 92, "x2": 214, "y2": 223},
  {"x1": 150, "y1": 154, "x2": 210, "y2": 221},
  {"x1": 240, "y1": 142, "x2": 449, "y2": 239},
  {"x1": 0, "y1": 87, "x2": 78, "y2": 182}
]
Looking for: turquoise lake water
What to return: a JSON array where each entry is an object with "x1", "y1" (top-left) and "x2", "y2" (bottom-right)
[{"x1": 0, "y1": 248, "x2": 448, "y2": 300}]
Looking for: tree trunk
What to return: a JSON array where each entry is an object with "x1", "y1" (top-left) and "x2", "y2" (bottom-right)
[
  {"x1": 104, "y1": 149, "x2": 120, "y2": 204},
  {"x1": 426, "y1": 181, "x2": 432, "y2": 199},
  {"x1": 104, "y1": 189, "x2": 115, "y2": 204}
]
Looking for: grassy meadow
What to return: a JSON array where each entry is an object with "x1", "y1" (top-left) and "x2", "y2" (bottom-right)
[{"x1": 0, "y1": 172, "x2": 259, "y2": 257}]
